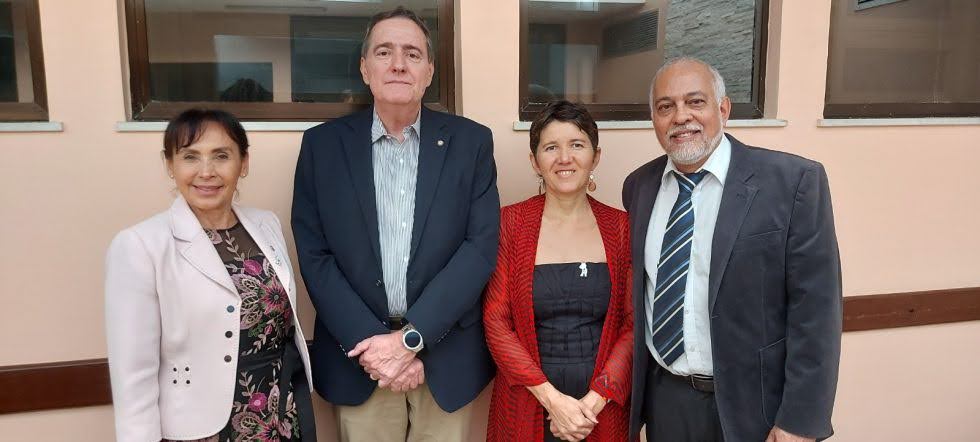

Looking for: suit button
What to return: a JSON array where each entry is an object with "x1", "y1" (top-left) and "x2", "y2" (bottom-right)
[
  {"x1": 225, "y1": 331, "x2": 233, "y2": 338},
  {"x1": 375, "y1": 279, "x2": 382, "y2": 287},
  {"x1": 186, "y1": 380, "x2": 191, "y2": 385},
  {"x1": 224, "y1": 355, "x2": 232, "y2": 363},
  {"x1": 172, "y1": 380, "x2": 177, "y2": 384},
  {"x1": 185, "y1": 367, "x2": 190, "y2": 372},
  {"x1": 227, "y1": 305, "x2": 235, "y2": 313}
]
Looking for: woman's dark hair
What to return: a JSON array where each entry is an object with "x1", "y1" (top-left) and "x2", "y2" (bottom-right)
[
  {"x1": 529, "y1": 100, "x2": 599, "y2": 154},
  {"x1": 162, "y1": 108, "x2": 249, "y2": 160}
]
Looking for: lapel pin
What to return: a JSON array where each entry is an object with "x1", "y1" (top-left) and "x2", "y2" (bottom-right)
[{"x1": 437, "y1": 140, "x2": 444, "y2": 147}]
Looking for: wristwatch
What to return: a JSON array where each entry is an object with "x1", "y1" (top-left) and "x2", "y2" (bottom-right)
[{"x1": 401, "y1": 323, "x2": 424, "y2": 353}]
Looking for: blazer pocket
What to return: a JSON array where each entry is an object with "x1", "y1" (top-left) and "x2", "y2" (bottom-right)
[
  {"x1": 733, "y1": 228, "x2": 783, "y2": 253},
  {"x1": 758, "y1": 337, "x2": 786, "y2": 427}
]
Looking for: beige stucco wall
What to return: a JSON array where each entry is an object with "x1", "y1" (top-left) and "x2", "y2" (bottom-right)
[{"x1": 0, "y1": 0, "x2": 978, "y2": 440}]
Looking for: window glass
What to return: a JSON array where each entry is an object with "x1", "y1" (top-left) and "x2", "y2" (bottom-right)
[
  {"x1": 133, "y1": 0, "x2": 448, "y2": 119},
  {"x1": 0, "y1": 0, "x2": 37, "y2": 105},
  {"x1": 523, "y1": 0, "x2": 766, "y2": 118},
  {"x1": 826, "y1": 0, "x2": 980, "y2": 117}
]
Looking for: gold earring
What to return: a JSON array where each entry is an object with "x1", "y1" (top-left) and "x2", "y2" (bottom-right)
[
  {"x1": 588, "y1": 172, "x2": 597, "y2": 192},
  {"x1": 537, "y1": 175, "x2": 544, "y2": 195}
]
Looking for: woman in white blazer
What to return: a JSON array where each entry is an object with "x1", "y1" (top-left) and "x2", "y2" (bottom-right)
[{"x1": 105, "y1": 109, "x2": 315, "y2": 442}]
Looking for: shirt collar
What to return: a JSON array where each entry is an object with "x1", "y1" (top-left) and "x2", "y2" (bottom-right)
[
  {"x1": 661, "y1": 133, "x2": 732, "y2": 187},
  {"x1": 372, "y1": 109, "x2": 422, "y2": 143}
]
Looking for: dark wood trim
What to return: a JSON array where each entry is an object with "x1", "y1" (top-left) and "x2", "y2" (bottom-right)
[
  {"x1": 1, "y1": 0, "x2": 48, "y2": 122},
  {"x1": 124, "y1": 0, "x2": 150, "y2": 120},
  {"x1": 823, "y1": 102, "x2": 980, "y2": 119},
  {"x1": 0, "y1": 358, "x2": 110, "y2": 414},
  {"x1": 842, "y1": 286, "x2": 980, "y2": 332},
  {"x1": 2, "y1": 286, "x2": 977, "y2": 415},
  {"x1": 517, "y1": 0, "x2": 769, "y2": 121},
  {"x1": 0, "y1": 102, "x2": 47, "y2": 121},
  {"x1": 123, "y1": 0, "x2": 456, "y2": 121}
]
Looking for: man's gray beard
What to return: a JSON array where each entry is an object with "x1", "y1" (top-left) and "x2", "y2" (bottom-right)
[{"x1": 667, "y1": 129, "x2": 724, "y2": 166}]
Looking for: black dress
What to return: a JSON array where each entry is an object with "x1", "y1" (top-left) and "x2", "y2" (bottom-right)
[
  {"x1": 165, "y1": 223, "x2": 315, "y2": 442},
  {"x1": 533, "y1": 262, "x2": 611, "y2": 442}
]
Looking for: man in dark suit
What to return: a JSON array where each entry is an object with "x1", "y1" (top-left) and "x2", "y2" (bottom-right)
[
  {"x1": 624, "y1": 57, "x2": 842, "y2": 442},
  {"x1": 291, "y1": 7, "x2": 499, "y2": 441}
]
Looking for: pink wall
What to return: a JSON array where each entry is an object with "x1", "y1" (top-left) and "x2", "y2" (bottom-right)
[{"x1": 0, "y1": 0, "x2": 978, "y2": 440}]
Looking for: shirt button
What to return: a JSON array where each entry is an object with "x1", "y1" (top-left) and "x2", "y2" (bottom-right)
[
  {"x1": 224, "y1": 355, "x2": 232, "y2": 363},
  {"x1": 400, "y1": 189, "x2": 405, "y2": 195},
  {"x1": 227, "y1": 305, "x2": 235, "y2": 313},
  {"x1": 401, "y1": 222, "x2": 407, "y2": 227},
  {"x1": 225, "y1": 331, "x2": 233, "y2": 338}
]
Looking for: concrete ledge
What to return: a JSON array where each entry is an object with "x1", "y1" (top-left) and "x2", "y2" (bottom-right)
[
  {"x1": 817, "y1": 117, "x2": 980, "y2": 127},
  {"x1": 512, "y1": 119, "x2": 787, "y2": 131},
  {"x1": 116, "y1": 121, "x2": 322, "y2": 132},
  {"x1": 0, "y1": 122, "x2": 64, "y2": 132}
]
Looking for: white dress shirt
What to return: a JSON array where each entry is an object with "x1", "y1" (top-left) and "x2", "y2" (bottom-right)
[{"x1": 644, "y1": 136, "x2": 731, "y2": 376}]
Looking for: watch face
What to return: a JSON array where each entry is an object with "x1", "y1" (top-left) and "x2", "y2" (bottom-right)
[{"x1": 404, "y1": 330, "x2": 422, "y2": 348}]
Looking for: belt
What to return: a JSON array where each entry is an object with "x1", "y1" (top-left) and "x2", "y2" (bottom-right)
[
  {"x1": 665, "y1": 371, "x2": 715, "y2": 393},
  {"x1": 387, "y1": 316, "x2": 406, "y2": 331}
]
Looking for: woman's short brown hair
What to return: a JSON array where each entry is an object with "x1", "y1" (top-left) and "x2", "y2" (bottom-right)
[
  {"x1": 529, "y1": 100, "x2": 599, "y2": 154},
  {"x1": 162, "y1": 108, "x2": 249, "y2": 161}
]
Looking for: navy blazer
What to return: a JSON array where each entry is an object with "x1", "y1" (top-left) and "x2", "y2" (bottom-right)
[
  {"x1": 291, "y1": 106, "x2": 500, "y2": 412},
  {"x1": 624, "y1": 135, "x2": 842, "y2": 441}
]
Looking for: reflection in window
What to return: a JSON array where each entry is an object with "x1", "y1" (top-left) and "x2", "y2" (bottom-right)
[
  {"x1": 825, "y1": 0, "x2": 980, "y2": 117},
  {"x1": 524, "y1": 0, "x2": 765, "y2": 107},
  {"x1": 0, "y1": 0, "x2": 36, "y2": 104},
  {"x1": 142, "y1": 0, "x2": 442, "y2": 105}
]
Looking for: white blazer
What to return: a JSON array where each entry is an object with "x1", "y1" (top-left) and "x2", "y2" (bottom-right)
[{"x1": 105, "y1": 196, "x2": 312, "y2": 442}]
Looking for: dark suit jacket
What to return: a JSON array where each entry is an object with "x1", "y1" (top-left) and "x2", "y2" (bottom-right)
[
  {"x1": 624, "y1": 135, "x2": 842, "y2": 441},
  {"x1": 291, "y1": 106, "x2": 500, "y2": 412}
]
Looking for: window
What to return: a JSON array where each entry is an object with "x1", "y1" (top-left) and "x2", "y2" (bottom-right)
[
  {"x1": 0, "y1": 0, "x2": 46, "y2": 121},
  {"x1": 520, "y1": 0, "x2": 769, "y2": 121},
  {"x1": 825, "y1": 0, "x2": 980, "y2": 118},
  {"x1": 124, "y1": 0, "x2": 454, "y2": 121}
]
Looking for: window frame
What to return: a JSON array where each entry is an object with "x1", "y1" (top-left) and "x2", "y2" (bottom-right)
[
  {"x1": 0, "y1": 0, "x2": 48, "y2": 122},
  {"x1": 123, "y1": 0, "x2": 456, "y2": 121},
  {"x1": 518, "y1": 0, "x2": 769, "y2": 121}
]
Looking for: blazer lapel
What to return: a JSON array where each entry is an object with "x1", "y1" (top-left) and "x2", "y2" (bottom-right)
[
  {"x1": 708, "y1": 135, "x2": 758, "y2": 313},
  {"x1": 630, "y1": 159, "x2": 667, "y2": 276},
  {"x1": 235, "y1": 207, "x2": 292, "y2": 298},
  {"x1": 409, "y1": 107, "x2": 451, "y2": 261},
  {"x1": 170, "y1": 196, "x2": 237, "y2": 295},
  {"x1": 342, "y1": 108, "x2": 383, "y2": 267}
]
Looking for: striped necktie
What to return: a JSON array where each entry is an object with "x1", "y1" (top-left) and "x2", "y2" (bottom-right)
[{"x1": 652, "y1": 170, "x2": 708, "y2": 366}]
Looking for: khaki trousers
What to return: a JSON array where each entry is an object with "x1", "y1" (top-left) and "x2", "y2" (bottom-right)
[{"x1": 334, "y1": 384, "x2": 473, "y2": 442}]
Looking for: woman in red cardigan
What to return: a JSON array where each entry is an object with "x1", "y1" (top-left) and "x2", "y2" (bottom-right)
[{"x1": 484, "y1": 101, "x2": 634, "y2": 442}]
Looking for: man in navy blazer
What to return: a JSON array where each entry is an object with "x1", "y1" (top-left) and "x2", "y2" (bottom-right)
[
  {"x1": 291, "y1": 7, "x2": 499, "y2": 441},
  {"x1": 624, "y1": 58, "x2": 842, "y2": 442}
]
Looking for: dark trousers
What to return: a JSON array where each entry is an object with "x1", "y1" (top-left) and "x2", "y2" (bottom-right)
[{"x1": 643, "y1": 355, "x2": 724, "y2": 442}]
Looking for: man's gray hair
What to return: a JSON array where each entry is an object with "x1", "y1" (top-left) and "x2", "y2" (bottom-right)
[{"x1": 649, "y1": 57, "x2": 727, "y2": 109}]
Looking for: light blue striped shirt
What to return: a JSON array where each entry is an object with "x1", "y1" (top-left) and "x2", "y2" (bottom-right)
[{"x1": 372, "y1": 110, "x2": 421, "y2": 316}]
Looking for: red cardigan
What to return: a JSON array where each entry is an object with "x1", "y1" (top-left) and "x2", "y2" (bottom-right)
[{"x1": 484, "y1": 195, "x2": 635, "y2": 442}]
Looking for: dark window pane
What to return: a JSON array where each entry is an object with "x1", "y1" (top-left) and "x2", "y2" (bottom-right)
[
  {"x1": 524, "y1": 0, "x2": 765, "y2": 107},
  {"x1": 826, "y1": 0, "x2": 980, "y2": 116},
  {"x1": 143, "y1": 0, "x2": 442, "y2": 105},
  {"x1": 0, "y1": 0, "x2": 37, "y2": 104}
]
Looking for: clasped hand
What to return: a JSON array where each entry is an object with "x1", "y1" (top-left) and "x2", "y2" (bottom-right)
[
  {"x1": 347, "y1": 331, "x2": 424, "y2": 392},
  {"x1": 545, "y1": 389, "x2": 606, "y2": 441}
]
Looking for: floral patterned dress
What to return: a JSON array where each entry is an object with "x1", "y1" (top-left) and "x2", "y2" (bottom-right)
[{"x1": 165, "y1": 223, "x2": 314, "y2": 442}]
